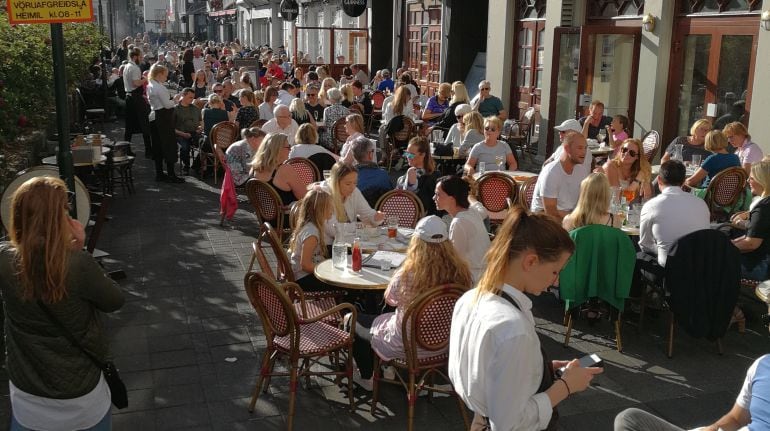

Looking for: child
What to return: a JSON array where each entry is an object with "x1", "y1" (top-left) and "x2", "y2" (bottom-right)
[
  {"x1": 606, "y1": 114, "x2": 630, "y2": 158},
  {"x1": 288, "y1": 188, "x2": 336, "y2": 292}
]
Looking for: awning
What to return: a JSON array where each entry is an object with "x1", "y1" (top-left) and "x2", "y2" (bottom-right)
[{"x1": 209, "y1": 8, "x2": 237, "y2": 16}]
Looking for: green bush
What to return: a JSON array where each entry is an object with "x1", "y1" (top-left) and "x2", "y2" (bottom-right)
[{"x1": 0, "y1": 11, "x2": 107, "y2": 144}]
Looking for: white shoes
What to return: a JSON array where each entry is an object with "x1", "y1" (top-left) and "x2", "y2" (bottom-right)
[{"x1": 353, "y1": 370, "x2": 373, "y2": 392}]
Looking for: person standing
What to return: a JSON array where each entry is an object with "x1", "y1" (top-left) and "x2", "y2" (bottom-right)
[
  {"x1": 123, "y1": 47, "x2": 152, "y2": 157},
  {"x1": 1, "y1": 177, "x2": 125, "y2": 431},
  {"x1": 147, "y1": 64, "x2": 184, "y2": 183}
]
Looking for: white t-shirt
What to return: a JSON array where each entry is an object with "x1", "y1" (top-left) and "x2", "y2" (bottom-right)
[
  {"x1": 450, "y1": 209, "x2": 491, "y2": 282},
  {"x1": 261, "y1": 118, "x2": 299, "y2": 146},
  {"x1": 258, "y1": 102, "x2": 275, "y2": 121},
  {"x1": 530, "y1": 159, "x2": 589, "y2": 213},
  {"x1": 288, "y1": 144, "x2": 337, "y2": 160},
  {"x1": 468, "y1": 140, "x2": 513, "y2": 171},
  {"x1": 290, "y1": 223, "x2": 323, "y2": 280},
  {"x1": 444, "y1": 123, "x2": 461, "y2": 148}
]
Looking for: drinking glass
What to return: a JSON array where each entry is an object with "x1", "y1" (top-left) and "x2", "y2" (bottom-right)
[
  {"x1": 332, "y1": 242, "x2": 347, "y2": 270},
  {"x1": 478, "y1": 162, "x2": 486, "y2": 175},
  {"x1": 597, "y1": 131, "x2": 606, "y2": 144},
  {"x1": 495, "y1": 155, "x2": 505, "y2": 171},
  {"x1": 691, "y1": 154, "x2": 702, "y2": 168},
  {"x1": 623, "y1": 188, "x2": 636, "y2": 204},
  {"x1": 387, "y1": 216, "x2": 399, "y2": 238}
]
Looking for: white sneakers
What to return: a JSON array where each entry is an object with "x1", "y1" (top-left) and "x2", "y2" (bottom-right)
[{"x1": 353, "y1": 369, "x2": 373, "y2": 391}]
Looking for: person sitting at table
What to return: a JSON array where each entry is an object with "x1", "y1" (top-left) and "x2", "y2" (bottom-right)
[
  {"x1": 304, "y1": 85, "x2": 324, "y2": 124},
  {"x1": 321, "y1": 88, "x2": 350, "y2": 148},
  {"x1": 661, "y1": 118, "x2": 712, "y2": 163},
  {"x1": 432, "y1": 81, "x2": 471, "y2": 132},
  {"x1": 261, "y1": 105, "x2": 300, "y2": 146},
  {"x1": 288, "y1": 188, "x2": 338, "y2": 292},
  {"x1": 396, "y1": 137, "x2": 440, "y2": 215},
  {"x1": 470, "y1": 80, "x2": 506, "y2": 120},
  {"x1": 723, "y1": 121, "x2": 763, "y2": 174},
  {"x1": 340, "y1": 113, "x2": 366, "y2": 162},
  {"x1": 732, "y1": 160, "x2": 770, "y2": 281},
  {"x1": 562, "y1": 173, "x2": 618, "y2": 231},
  {"x1": 234, "y1": 89, "x2": 260, "y2": 131},
  {"x1": 684, "y1": 130, "x2": 740, "y2": 189},
  {"x1": 249, "y1": 132, "x2": 307, "y2": 206},
  {"x1": 638, "y1": 161, "x2": 710, "y2": 285},
  {"x1": 289, "y1": 97, "x2": 316, "y2": 128},
  {"x1": 323, "y1": 162, "x2": 386, "y2": 242},
  {"x1": 434, "y1": 175, "x2": 491, "y2": 281},
  {"x1": 459, "y1": 111, "x2": 484, "y2": 157},
  {"x1": 579, "y1": 100, "x2": 612, "y2": 140},
  {"x1": 376, "y1": 69, "x2": 395, "y2": 93},
  {"x1": 319, "y1": 77, "x2": 338, "y2": 107},
  {"x1": 605, "y1": 114, "x2": 630, "y2": 159},
  {"x1": 226, "y1": 127, "x2": 266, "y2": 187},
  {"x1": 530, "y1": 131, "x2": 589, "y2": 221},
  {"x1": 442, "y1": 103, "x2": 472, "y2": 149},
  {"x1": 463, "y1": 116, "x2": 517, "y2": 175},
  {"x1": 603, "y1": 138, "x2": 653, "y2": 201},
  {"x1": 288, "y1": 123, "x2": 339, "y2": 160},
  {"x1": 545, "y1": 119, "x2": 593, "y2": 171},
  {"x1": 258, "y1": 86, "x2": 279, "y2": 121},
  {"x1": 449, "y1": 208, "x2": 602, "y2": 430},
  {"x1": 350, "y1": 137, "x2": 392, "y2": 206},
  {"x1": 350, "y1": 215, "x2": 473, "y2": 390},
  {"x1": 421, "y1": 82, "x2": 451, "y2": 126}
]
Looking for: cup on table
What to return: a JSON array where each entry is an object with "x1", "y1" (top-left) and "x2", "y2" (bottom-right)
[
  {"x1": 691, "y1": 154, "x2": 702, "y2": 168},
  {"x1": 478, "y1": 162, "x2": 486, "y2": 175},
  {"x1": 387, "y1": 216, "x2": 399, "y2": 239}
]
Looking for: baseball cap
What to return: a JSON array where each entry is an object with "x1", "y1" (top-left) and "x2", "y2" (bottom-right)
[
  {"x1": 455, "y1": 104, "x2": 472, "y2": 117},
  {"x1": 554, "y1": 119, "x2": 582, "y2": 133},
  {"x1": 413, "y1": 216, "x2": 449, "y2": 243}
]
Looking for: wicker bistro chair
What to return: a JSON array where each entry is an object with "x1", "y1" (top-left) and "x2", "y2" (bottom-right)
[
  {"x1": 209, "y1": 121, "x2": 239, "y2": 185},
  {"x1": 476, "y1": 172, "x2": 518, "y2": 226},
  {"x1": 331, "y1": 116, "x2": 349, "y2": 154},
  {"x1": 248, "y1": 222, "x2": 342, "y2": 325},
  {"x1": 518, "y1": 175, "x2": 538, "y2": 209},
  {"x1": 703, "y1": 167, "x2": 749, "y2": 222},
  {"x1": 369, "y1": 285, "x2": 471, "y2": 431},
  {"x1": 375, "y1": 189, "x2": 425, "y2": 229},
  {"x1": 285, "y1": 157, "x2": 321, "y2": 187},
  {"x1": 245, "y1": 178, "x2": 291, "y2": 242},
  {"x1": 641, "y1": 130, "x2": 661, "y2": 163},
  {"x1": 244, "y1": 272, "x2": 357, "y2": 431}
]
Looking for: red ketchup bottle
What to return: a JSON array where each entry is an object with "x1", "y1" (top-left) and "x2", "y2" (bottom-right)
[{"x1": 351, "y1": 238, "x2": 362, "y2": 272}]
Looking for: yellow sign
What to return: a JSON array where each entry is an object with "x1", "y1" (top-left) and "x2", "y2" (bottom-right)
[{"x1": 6, "y1": 0, "x2": 94, "y2": 25}]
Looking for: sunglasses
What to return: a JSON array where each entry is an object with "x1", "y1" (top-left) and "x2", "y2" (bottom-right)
[
  {"x1": 481, "y1": 87, "x2": 490, "y2": 91},
  {"x1": 621, "y1": 147, "x2": 638, "y2": 157},
  {"x1": 456, "y1": 115, "x2": 464, "y2": 120},
  {"x1": 403, "y1": 151, "x2": 417, "y2": 159},
  {"x1": 213, "y1": 89, "x2": 223, "y2": 93},
  {"x1": 307, "y1": 93, "x2": 318, "y2": 97},
  {"x1": 484, "y1": 127, "x2": 498, "y2": 132}
]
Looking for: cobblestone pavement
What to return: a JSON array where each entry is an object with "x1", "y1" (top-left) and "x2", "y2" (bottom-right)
[{"x1": 2, "y1": 121, "x2": 770, "y2": 430}]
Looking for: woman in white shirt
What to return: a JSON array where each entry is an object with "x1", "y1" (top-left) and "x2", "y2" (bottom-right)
[
  {"x1": 382, "y1": 86, "x2": 415, "y2": 123},
  {"x1": 448, "y1": 208, "x2": 602, "y2": 430},
  {"x1": 433, "y1": 175, "x2": 491, "y2": 282},
  {"x1": 323, "y1": 162, "x2": 386, "y2": 243},
  {"x1": 147, "y1": 64, "x2": 184, "y2": 182}
]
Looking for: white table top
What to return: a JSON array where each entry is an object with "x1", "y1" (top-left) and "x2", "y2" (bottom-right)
[
  {"x1": 621, "y1": 226, "x2": 640, "y2": 236},
  {"x1": 42, "y1": 154, "x2": 107, "y2": 167},
  {"x1": 314, "y1": 256, "x2": 399, "y2": 290},
  {"x1": 473, "y1": 170, "x2": 538, "y2": 180}
]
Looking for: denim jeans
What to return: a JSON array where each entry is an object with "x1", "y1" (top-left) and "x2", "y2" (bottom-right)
[
  {"x1": 741, "y1": 254, "x2": 770, "y2": 281},
  {"x1": 176, "y1": 132, "x2": 198, "y2": 168},
  {"x1": 11, "y1": 409, "x2": 111, "y2": 431}
]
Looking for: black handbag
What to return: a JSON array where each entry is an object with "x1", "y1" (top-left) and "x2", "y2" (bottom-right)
[
  {"x1": 433, "y1": 141, "x2": 454, "y2": 156},
  {"x1": 37, "y1": 301, "x2": 128, "y2": 409}
]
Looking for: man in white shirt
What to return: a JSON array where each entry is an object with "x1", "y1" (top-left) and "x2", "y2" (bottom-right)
[
  {"x1": 638, "y1": 160, "x2": 710, "y2": 268},
  {"x1": 261, "y1": 105, "x2": 299, "y2": 146},
  {"x1": 122, "y1": 47, "x2": 152, "y2": 157},
  {"x1": 530, "y1": 131, "x2": 589, "y2": 221}
]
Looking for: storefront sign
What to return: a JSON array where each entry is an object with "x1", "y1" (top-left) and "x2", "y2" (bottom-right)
[
  {"x1": 342, "y1": 0, "x2": 366, "y2": 18},
  {"x1": 6, "y1": 0, "x2": 94, "y2": 24},
  {"x1": 279, "y1": 0, "x2": 298, "y2": 21}
]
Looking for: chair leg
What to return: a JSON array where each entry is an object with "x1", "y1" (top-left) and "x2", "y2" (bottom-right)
[
  {"x1": 249, "y1": 348, "x2": 273, "y2": 412},
  {"x1": 346, "y1": 344, "x2": 355, "y2": 412},
  {"x1": 407, "y1": 371, "x2": 417, "y2": 431},
  {"x1": 614, "y1": 312, "x2": 623, "y2": 352},
  {"x1": 667, "y1": 311, "x2": 675, "y2": 358},
  {"x1": 638, "y1": 287, "x2": 647, "y2": 332},
  {"x1": 214, "y1": 154, "x2": 219, "y2": 185},
  {"x1": 370, "y1": 355, "x2": 382, "y2": 415},
  {"x1": 287, "y1": 363, "x2": 299, "y2": 431},
  {"x1": 563, "y1": 311, "x2": 573, "y2": 347},
  {"x1": 454, "y1": 390, "x2": 471, "y2": 430}
]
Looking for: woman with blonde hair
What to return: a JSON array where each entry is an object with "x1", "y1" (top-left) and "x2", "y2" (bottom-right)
[
  {"x1": 685, "y1": 130, "x2": 740, "y2": 188},
  {"x1": 464, "y1": 116, "x2": 517, "y2": 175},
  {"x1": 289, "y1": 123, "x2": 338, "y2": 160},
  {"x1": 662, "y1": 118, "x2": 712, "y2": 163},
  {"x1": 318, "y1": 77, "x2": 337, "y2": 106},
  {"x1": 340, "y1": 113, "x2": 366, "y2": 161},
  {"x1": 323, "y1": 162, "x2": 385, "y2": 241},
  {"x1": 603, "y1": 138, "x2": 653, "y2": 201},
  {"x1": 723, "y1": 121, "x2": 763, "y2": 173},
  {"x1": 193, "y1": 69, "x2": 208, "y2": 98},
  {"x1": 147, "y1": 64, "x2": 184, "y2": 181},
  {"x1": 289, "y1": 97, "x2": 316, "y2": 128},
  {"x1": 459, "y1": 111, "x2": 484, "y2": 156},
  {"x1": 288, "y1": 188, "x2": 337, "y2": 292},
  {"x1": 340, "y1": 83, "x2": 355, "y2": 108},
  {"x1": 235, "y1": 89, "x2": 259, "y2": 131},
  {"x1": 382, "y1": 85, "x2": 414, "y2": 123},
  {"x1": 250, "y1": 132, "x2": 307, "y2": 205},
  {"x1": 732, "y1": 160, "x2": 770, "y2": 280},
  {"x1": 350, "y1": 215, "x2": 473, "y2": 390},
  {"x1": 562, "y1": 173, "x2": 617, "y2": 231},
  {"x1": 449, "y1": 208, "x2": 602, "y2": 430},
  {"x1": 1, "y1": 177, "x2": 124, "y2": 431},
  {"x1": 433, "y1": 81, "x2": 472, "y2": 131}
]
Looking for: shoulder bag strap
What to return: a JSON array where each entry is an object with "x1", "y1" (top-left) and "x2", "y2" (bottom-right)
[{"x1": 37, "y1": 300, "x2": 107, "y2": 371}]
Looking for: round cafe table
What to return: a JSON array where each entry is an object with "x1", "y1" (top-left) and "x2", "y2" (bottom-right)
[
  {"x1": 314, "y1": 256, "x2": 396, "y2": 290},
  {"x1": 345, "y1": 227, "x2": 414, "y2": 253},
  {"x1": 42, "y1": 154, "x2": 108, "y2": 167}
]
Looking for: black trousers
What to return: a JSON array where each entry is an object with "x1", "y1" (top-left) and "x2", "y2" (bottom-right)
[
  {"x1": 150, "y1": 108, "x2": 177, "y2": 176},
  {"x1": 124, "y1": 91, "x2": 152, "y2": 152},
  {"x1": 348, "y1": 313, "x2": 378, "y2": 379}
]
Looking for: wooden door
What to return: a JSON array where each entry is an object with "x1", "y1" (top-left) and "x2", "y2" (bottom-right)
[{"x1": 512, "y1": 20, "x2": 545, "y2": 120}]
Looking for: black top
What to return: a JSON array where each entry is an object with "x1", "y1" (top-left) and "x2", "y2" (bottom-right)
[
  {"x1": 744, "y1": 196, "x2": 770, "y2": 271},
  {"x1": 663, "y1": 136, "x2": 712, "y2": 163},
  {"x1": 306, "y1": 103, "x2": 325, "y2": 122},
  {"x1": 433, "y1": 101, "x2": 463, "y2": 130},
  {"x1": 269, "y1": 169, "x2": 297, "y2": 206},
  {"x1": 181, "y1": 62, "x2": 195, "y2": 87},
  {"x1": 578, "y1": 115, "x2": 612, "y2": 140}
]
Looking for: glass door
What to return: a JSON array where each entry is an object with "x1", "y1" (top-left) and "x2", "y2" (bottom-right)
[
  {"x1": 546, "y1": 27, "x2": 580, "y2": 155},
  {"x1": 576, "y1": 26, "x2": 641, "y2": 124},
  {"x1": 664, "y1": 17, "x2": 757, "y2": 143}
]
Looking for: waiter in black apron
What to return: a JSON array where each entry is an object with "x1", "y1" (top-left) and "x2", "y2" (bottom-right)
[
  {"x1": 146, "y1": 64, "x2": 184, "y2": 183},
  {"x1": 123, "y1": 47, "x2": 152, "y2": 158}
]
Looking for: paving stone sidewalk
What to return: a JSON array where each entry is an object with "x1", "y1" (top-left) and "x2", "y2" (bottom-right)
[{"x1": 2, "y1": 121, "x2": 770, "y2": 430}]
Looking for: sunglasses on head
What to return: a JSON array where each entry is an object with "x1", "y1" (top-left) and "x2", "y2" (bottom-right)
[{"x1": 621, "y1": 147, "x2": 638, "y2": 157}]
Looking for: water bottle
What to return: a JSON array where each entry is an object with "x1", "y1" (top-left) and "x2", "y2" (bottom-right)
[{"x1": 351, "y1": 238, "x2": 362, "y2": 272}]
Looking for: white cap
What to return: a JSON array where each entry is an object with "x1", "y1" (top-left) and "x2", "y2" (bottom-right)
[
  {"x1": 413, "y1": 215, "x2": 449, "y2": 243},
  {"x1": 554, "y1": 119, "x2": 582, "y2": 133},
  {"x1": 454, "y1": 104, "x2": 472, "y2": 117}
]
